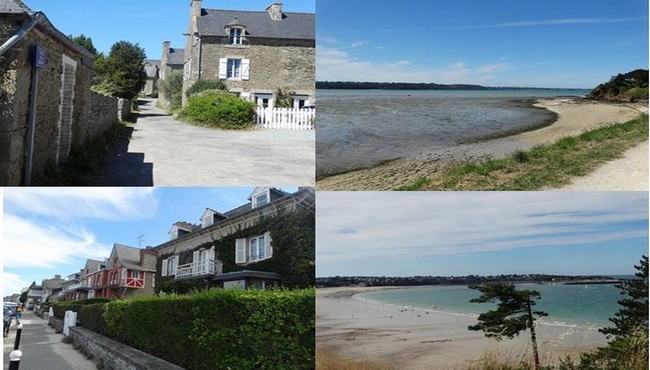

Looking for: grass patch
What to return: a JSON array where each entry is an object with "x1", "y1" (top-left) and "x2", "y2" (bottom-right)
[
  {"x1": 33, "y1": 121, "x2": 133, "y2": 185},
  {"x1": 397, "y1": 114, "x2": 648, "y2": 191}
]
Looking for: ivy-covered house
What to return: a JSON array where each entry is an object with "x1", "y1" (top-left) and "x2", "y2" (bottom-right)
[{"x1": 155, "y1": 187, "x2": 315, "y2": 293}]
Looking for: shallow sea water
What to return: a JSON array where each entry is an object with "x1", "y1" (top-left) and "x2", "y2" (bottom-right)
[
  {"x1": 316, "y1": 89, "x2": 589, "y2": 178},
  {"x1": 359, "y1": 283, "x2": 621, "y2": 329}
]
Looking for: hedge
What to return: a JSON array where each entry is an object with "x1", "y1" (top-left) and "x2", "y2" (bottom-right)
[
  {"x1": 103, "y1": 288, "x2": 314, "y2": 370},
  {"x1": 79, "y1": 303, "x2": 109, "y2": 336},
  {"x1": 51, "y1": 298, "x2": 112, "y2": 319}
]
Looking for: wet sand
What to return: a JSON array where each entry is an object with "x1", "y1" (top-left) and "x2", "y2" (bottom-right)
[
  {"x1": 317, "y1": 287, "x2": 609, "y2": 370},
  {"x1": 316, "y1": 99, "x2": 646, "y2": 190}
]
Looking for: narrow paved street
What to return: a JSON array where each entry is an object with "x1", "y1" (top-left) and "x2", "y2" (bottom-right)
[
  {"x1": 93, "y1": 99, "x2": 315, "y2": 186},
  {"x1": 3, "y1": 312, "x2": 97, "y2": 370}
]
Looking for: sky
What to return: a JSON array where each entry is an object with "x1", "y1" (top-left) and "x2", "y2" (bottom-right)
[
  {"x1": 317, "y1": 0, "x2": 649, "y2": 88},
  {"x1": 23, "y1": 0, "x2": 315, "y2": 59},
  {"x1": 1, "y1": 186, "x2": 297, "y2": 296},
  {"x1": 316, "y1": 192, "x2": 649, "y2": 277}
]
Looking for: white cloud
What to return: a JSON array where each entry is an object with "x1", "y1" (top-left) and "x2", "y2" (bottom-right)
[
  {"x1": 1, "y1": 272, "x2": 29, "y2": 298},
  {"x1": 316, "y1": 192, "x2": 648, "y2": 265},
  {"x1": 454, "y1": 17, "x2": 647, "y2": 30},
  {"x1": 317, "y1": 45, "x2": 508, "y2": 84},
  {"x1": 3, "y1": 214, "x2": 112, "y2": 268},
  {"x1": 4, "y1": 187, "x2": 157, "y2": 220}
]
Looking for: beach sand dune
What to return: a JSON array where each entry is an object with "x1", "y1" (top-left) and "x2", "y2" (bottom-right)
[
  {"x1": 316, "y1": 99, "x2": 647, "y2": 191},
  {"x1": 317, "y1": 287, "x2": 608, "y2": 370}
]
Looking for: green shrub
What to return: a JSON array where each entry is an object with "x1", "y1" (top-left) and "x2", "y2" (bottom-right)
[
  {"x1": 79, "y1": 303, "x2": 108, "y2": 336},
  {"x1": 51, "y1": 298, "x2": 112, "y2": 319},
  {"x1": 185, "y1": 79, "x2": 226, "y2": 97},
  {"x1": 103, "y1": 288, "x2": 314, "y2": 370},
  {"x1": 158, "y1": 71, "x2": 183, "y2": 109},
  {"x1": 180, "y1": 89, "x2": 256, "y2": 129}
]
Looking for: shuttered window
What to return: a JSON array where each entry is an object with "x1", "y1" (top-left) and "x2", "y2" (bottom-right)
[{"x1": 218, "y1": 58, "x2": 250, "y2": 80}]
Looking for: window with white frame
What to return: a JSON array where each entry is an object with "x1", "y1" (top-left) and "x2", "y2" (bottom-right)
[
  {"x1": 132, "y1": 270, "x2": 140, "y2": 279},
  {"x1": 254, "y1": 93, "x2": 272, "y2": 108},
  {"x1": 218, "y1": 58, "x2": 249, "y2": 80},
  {"x1": 161, "y1": 256, "x2": 178, "y2": 276},
  {"x1": 229, "y1": 28, "x2": 243, "y2": 45},
  {"x1": 235, "y1": 231, "x2": 272, "y2": 264},
  {"x1": 293, "y1": 95, "x2": 310, "y2": 109}
]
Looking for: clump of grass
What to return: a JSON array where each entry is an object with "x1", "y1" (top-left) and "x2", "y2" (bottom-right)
[
  {"x1": 33, "y1": 121, "x2": 133, "y2": 185},
  {"x1": 397, "y1": 114, "x2": 648, "y2": 191}
]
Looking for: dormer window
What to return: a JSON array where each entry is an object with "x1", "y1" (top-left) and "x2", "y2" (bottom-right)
[
  {"x1": 224, "y1": 18, "x2": 246, "y2": 46},
  {"x1": 253, "y1": 191, "x2": 269, "y2": 208},
  {"x1": 229, "y1": 27, "x2": 243, "y2": 45}
]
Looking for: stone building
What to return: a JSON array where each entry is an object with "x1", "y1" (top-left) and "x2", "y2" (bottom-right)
[
  {"x1": 142, "y1": 59, "x2": 160, "y2": 97},
  {"x1": 156, "y1": 187, "x2": 315, "y2": 291},
  {"x1": 182, "y1": 1, "x2": 314, "y2": 107},
  {"x1": 160, "y1": 41, "x2": 184, "y2": 81},
  {"x1": 0, "y1": 0, "x2": 127, "y2": 185}
]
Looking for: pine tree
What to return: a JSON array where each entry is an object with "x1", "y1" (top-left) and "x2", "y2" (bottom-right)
[
  {"x1": 600, "y1": 255, "x2": 648, "y2": 338},
  {"x1": 468, "y1": 283, "x2": 548, "y2": 370}
]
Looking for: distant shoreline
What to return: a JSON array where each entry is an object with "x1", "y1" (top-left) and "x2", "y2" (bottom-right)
[{"x1": 316, "y1": 81, "x2": 590, "y2": 91}]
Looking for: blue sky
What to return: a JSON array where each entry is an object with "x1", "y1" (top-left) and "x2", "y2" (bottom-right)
[
  {"x1": 317, "y1": 0, "x2": 648, "y2": 88},
  {"x1": 1, "y1": 187, "x2": 297, "y2": 296},
  {"x1": 23, "y1": 0, "x2": 315, "y2": 59},
  {"x1": 316, "y1": 192, "x2": 648, "y2": 277}
]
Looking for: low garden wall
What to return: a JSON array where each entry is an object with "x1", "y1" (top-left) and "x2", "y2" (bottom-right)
[{"x1": 68, "y1": 326, "x2": 184, "y2": 370}]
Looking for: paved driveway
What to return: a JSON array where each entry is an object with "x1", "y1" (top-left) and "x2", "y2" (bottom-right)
[{"x1": 94, "y1": 99, "x2": 314, "y2": 186}]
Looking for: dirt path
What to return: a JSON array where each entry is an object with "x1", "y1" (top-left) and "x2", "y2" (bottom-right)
[
  {"x1": 558, "y1": 141, "x2": 648, "y2": 191},
  {"x1": 94, "y1": 99, "x2": 314, "y2": 186}
]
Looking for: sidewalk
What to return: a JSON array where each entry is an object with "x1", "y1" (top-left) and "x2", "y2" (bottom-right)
[{"x1": 3, "y1": 312, "x2": 97, "y2": 370}]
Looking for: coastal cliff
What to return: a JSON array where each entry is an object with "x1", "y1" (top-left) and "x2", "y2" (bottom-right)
[{"x1": 587, "y1": 69, "x2": 649, "y2": 102}]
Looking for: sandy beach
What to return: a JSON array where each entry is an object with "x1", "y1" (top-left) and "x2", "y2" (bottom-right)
[
  {"x1": 317, "y1": 287, "x2": 609, "y2": 370},
  {"x1": 316, "y1": 99, "x2": 647, "y2": 190}
]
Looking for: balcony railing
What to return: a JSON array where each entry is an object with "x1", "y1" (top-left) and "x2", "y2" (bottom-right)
[{"x1": 176, "y1": 260, "x2": 223, "y2": 279}]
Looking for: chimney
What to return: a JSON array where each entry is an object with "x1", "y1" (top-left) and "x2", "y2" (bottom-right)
[
  {"x1": 266, "y1": 2, "x2": 283, "y2": 21},
  {"x1": 190, "y1": 0, "x2": 202, "y2": 18}
]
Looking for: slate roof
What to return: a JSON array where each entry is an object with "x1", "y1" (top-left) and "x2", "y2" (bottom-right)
[
  {"x1": 112, "y1": 244, "x2": 157, "y2": 272},
  {"x1": 167, "y1": 48, "x2": 185, "y2": 65},
  {"x1": 198, "y1": 9, "x2": 314, "y2": 40},
  {"x1": 0, "y1": 0, "x2": 30, "y2": 14}
]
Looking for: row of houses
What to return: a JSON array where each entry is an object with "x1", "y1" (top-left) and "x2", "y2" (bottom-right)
[
  {"x1": 147, "y1": 1, "x2": 315, "y2": 109},
  {"x1": 21, "y1": 187, "x2": 315, "y2": 304}
]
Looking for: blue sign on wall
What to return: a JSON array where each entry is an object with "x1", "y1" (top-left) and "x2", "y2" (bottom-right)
[{"x1": 35, "y1": 46, "x2": 48, "y2": 68}]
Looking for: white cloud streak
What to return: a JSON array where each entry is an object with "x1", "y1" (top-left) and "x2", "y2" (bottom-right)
[
  {"x1": 4, "y1": 187, "x2": 158, "y2": 220},
  {"x1": 453, "y1": 17, "x2": 647, "y2": 30},
  {"x1": 317, "y1": 192, "x2": 648, "y2": 266},
  {"x1": 317, "y1": 45, "x2": 508, "y2": 84},
  {"x1": 3, "y1": 213, "x2": 112, "y2": 268}
]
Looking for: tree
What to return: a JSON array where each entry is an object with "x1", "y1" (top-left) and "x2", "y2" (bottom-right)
[
  {"x1": 93, "y1": 41, "x2": 147, "y2": 100},
  {"x1": 468, "y1": 283, "x2": 548, "y2": 370},
  {"x1": 19, "y1": 291, "x2": 27, "y2": 305},
  {"x1": 600, "y1": 255, "x2": 648, "y2": 338},
  {"x1": 68, "y1": 34, "x2": 98, "y2": 55}
]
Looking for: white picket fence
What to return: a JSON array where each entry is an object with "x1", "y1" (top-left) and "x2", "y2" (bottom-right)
[{"x1": 256, "y1": 107, "x2": 314, "y2": 130}]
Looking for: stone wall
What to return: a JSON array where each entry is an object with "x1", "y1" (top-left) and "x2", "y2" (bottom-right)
[
  {"x1": 69, "y1": 326, "x2": 184, "y2": 370},
  {"x1": 48, "y1": 315, "x2": 64, "y2": 333},
  {"x1": 185, "y1": 36, "x2": 315, "y2": 104},
  {"x1": 0, "y1": 22, "x2": 128, "y2": 185}
]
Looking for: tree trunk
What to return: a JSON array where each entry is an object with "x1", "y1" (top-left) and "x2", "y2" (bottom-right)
[{"x1": 526, "y1": 299, "x2": 541, "y2": 370}]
